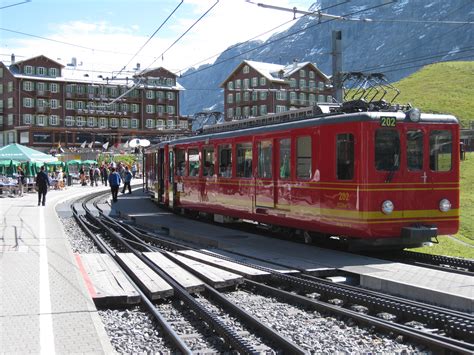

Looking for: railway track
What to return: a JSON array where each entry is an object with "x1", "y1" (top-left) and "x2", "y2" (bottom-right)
[{"x1": 69, "y1": 190, "x2": 473, "y2": 354}]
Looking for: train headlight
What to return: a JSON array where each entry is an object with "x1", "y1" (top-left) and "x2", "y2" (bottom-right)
[
  {"x1": 381, "y1": 200, "x2": 394, "y2": 214},
  {"x1": 439, "y1": 199, "x2": 451, "y2": 212},
  {"x1": 407, "y1": 108, "x2": 421, "y2": 122}
]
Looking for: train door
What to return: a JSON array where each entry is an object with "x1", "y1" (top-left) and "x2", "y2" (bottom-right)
[
  {"x1": 255, "y1": 139, "x2": 275, "y2": 210},
  {"x1": 157, "y1": 147, "x2": 165, "y2": 203},
  {"x1": 275, "y1": 138, "x2": 291, "y2": 211},
  {"x1": 168, "y1": 148, "x2": 175, "y2": 208}
]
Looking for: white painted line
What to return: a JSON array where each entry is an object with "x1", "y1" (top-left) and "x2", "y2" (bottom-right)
[{"x1": 39, "y1": 207, "x2": 56, "y2": 354}]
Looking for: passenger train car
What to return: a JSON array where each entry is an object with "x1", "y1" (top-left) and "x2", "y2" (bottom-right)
[{"x1": 145, "y1": 104, "x2": 459, "y2": 249}]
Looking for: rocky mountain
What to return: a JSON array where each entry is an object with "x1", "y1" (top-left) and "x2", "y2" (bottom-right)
[{"x1": 179, "y1": 0, "x2": 473, "y2": 116}]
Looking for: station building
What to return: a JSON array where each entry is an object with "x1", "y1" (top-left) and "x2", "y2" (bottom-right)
[
  {"x1": 0, "y1": 55, "x2": 190, "y2": 150},
  {"x1": 220, "y1": 60, "x2": 334, "y2": 121}
]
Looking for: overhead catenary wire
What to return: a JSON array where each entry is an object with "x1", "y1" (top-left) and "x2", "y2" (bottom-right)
[
  {"x1": 179, "y1": 0, "x2": 397, "y2": 79},
  {"x1": 113, "y1": 0, "x2": 184, "y2": 79}
]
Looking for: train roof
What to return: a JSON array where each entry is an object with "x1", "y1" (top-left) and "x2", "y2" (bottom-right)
[{"x1": 165, "y1": 107, "x2": 458, "y2": 147}]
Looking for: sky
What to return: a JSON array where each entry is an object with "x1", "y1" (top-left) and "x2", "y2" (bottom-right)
[{"x1": 0, "y1": 0, "x2": 315, "y2": 76}]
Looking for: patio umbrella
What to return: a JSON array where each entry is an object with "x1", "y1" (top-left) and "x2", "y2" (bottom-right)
[
  {"x1": 82, "y1": 160, "x2": 98, "y2": 165},
  {"x1": 0, "y1": 143, "x2": 58, "y2": 163}
]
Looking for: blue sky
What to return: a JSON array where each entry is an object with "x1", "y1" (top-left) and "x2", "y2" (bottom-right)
[{"x1": 0, "y1": 0, "x2": 315, "y2": 74}]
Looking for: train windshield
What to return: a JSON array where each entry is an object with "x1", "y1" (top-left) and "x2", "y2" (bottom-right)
[
  {"x1": 375, "y1": 129, "x2": 400, "y2": 171},
  {"x1": 430, "y1": 130, "x2": 452, "y2": 171}
]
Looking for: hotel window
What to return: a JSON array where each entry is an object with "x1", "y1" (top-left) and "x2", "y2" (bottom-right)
[
  {"x1": 157, "y1": 105, "x2": 164, "y2": 114},
  {"x1": 37, "y1": 115, "x2": 46, "y2": 126},
  {"x1": 23, "y1": 114, "x2": 33, "y2": 125},
  {"x1": 131, "y1": 119, "x2": 138, "y2": 129},
  {"x1": 50, "y1": 99, "x2": 59, "y2": 109},
  {"x1": 131, "y1": 104, "x2": 139, "y2": 113},
  {"x1": 23, "y1": 97, "x2": 34, "y2": 108},
  {"x1": 327, "y1": 95, "x2": 333, "y2": 103},
  {"x1": 276, "y1": 91, "x2": 287, "y2": 100},
  {"x1": 50, "y1": 115, "x2": 59, "y2": 126},
  {"x1": 252, "y1": 77, "x2": 258, "y2": 87},
  {"x1": 0, "y1": 84, "x2": 2, "y2": 94},
  {"x1": 7, "y1": 97, "x2": 13, "y2": 108},
  {"x1": 251, "y1": 106, "x2": 257, "y2": 116},
  {"x1": 87, "y1": 86, "x2": 95, "y2": 95},
  {"x1": 109, "y1": 87, "x2": 118, "y2": 97},
  {"x1": 50, "y1": 83, "x2": 59, "y2": 93},
  {"x1": 259, "y1": 77, "x2": 266, "y2": 86},
  {"x1": 289, "y1": 78, "x2": 296, "y2": 88},
  {"x1": 166, "y1": 78, "x2": 175, "y2": 86},
  {"x1": 318, "y1": 95, "x2": 325, "y2": 102},
  {"x1": 309, "y1": 80, "x2": 315, "y2": 89},
  {"x1": 227, "y1": 93, "x2": 233, "y2": 104},
  {"x1": 259, "y1": 105, "x2": 267, "y2": 115},
  {"x1": 167, "y1": 119, "x2": 175, "y2": 128},
  {"x1": 76, "y1": 116, "x2": 86, "y2": 127},
  {"x1": 24, "y1": 65, "x2": 33, "y2": 75},
  {"x1": 227, "y1": 107, "x2": 234, "y2": 118},
  {"x1": 290, "y1": 92, "x2": 297, "y2": 102},
  {"x1": 235, "y1": 79, "x2": 241, "y2": 89},
  {"x1": 243, "y1": 92, "x2": 250, "y2": 102},
  {"x1": 299, "y1": 93, "x2": 306, "y2": 104},
  {"x1": 76, "y1": 101, "x2": 85, "y2": 109},
  {"x1": 110, "y1": 118, "x2": 118, "y2": 128},
  {"x1": 276, "y1": 105, "x2": 287, "y2": 113},
  {"x1": 243, "y1": 65, "x2": 250, "y2": 74},
  {"x1": 37, "y1": 67, "x2": 46, "y2": 76},
  {"x1": 318, "y1": 81, "x2": 325, "y2": 90},
  {"x1": 146, "y1": 119, "x2": 154, "y2": 128},
  {"x1": 243, "y1": 106, "x2": 250, "y2": 117},
  {"x1": 87, "y1": 117, "x2": 96, "y2": 127},
  {"x1": 77, "y1": 85, "x2": 85, "y2": 94},
  {"x1": 121, "y1": 118, "x2": 129, "y2": 128},
  {"x1": 49, "y1": 68, "x2": 58, "y2": 77},
  {"x1": 37, "y1": 82, "x2": 46, "y2": 92},
  {"x1": 167, "y1": 92, "x2": 175, "y2": 100},
  {"x1": 146, "y1": 104, "x2": 155, "y2": 114},
  {"x1": 65, "y1": 84, "x2": 74, "y2": 93},
  {"x1": 309, "y1": 94, "x2": 316, "y2": 105},
  {"x1": 65, "y1": 116, "x2": 75, "y2": 127},
  {"x1": 252, "y1": 92, "x2": 257, "y2": 101},
  {"x1": 167, "y1": 105, "x2": 175, "y2": 115},
  {"x1": 243, "y1": 78, "x2": 249, "y2": 89},
  {"x1": 66, "y1": 100, "x2": 74, "y2": 110},
  {"x1": 299, "y1": 69, "x2": 306, "y2": 77},
  {"x1": 7, "y1": 114, "x2": 13, "y2": 125},
  {"x1": 157, "y1": 91, "x2": 164, "y2": 99},
  {"x1": 120, "y1": 103, "x2": 128, "y2": 112},
  {"x1": 156, "y1": 119, "x2": 164, "y2": 129},
  {"x1": 309, "y1": 71, "x2": 315, "y2": 79},
  {"x1": 236, "y1": 107, "x2": 241, "y2": 117},
  {"x1": 259, "y1": 91, "x2": 267, "y2": 100},
  {"x1": 236, "y1": 93, "x2": 241, "y2": 103},
  {"x1": 227, "y1": 81, "x2": 234, "y2": 90},
  {"x1": 23, "y1": 81, "x2": 34, "y2": 91},
  {"x1": 299, "y1": 79, "x2": 306, "y2": 89},
  {"x1": 7, "y1": 81, "x2": 13, "y2": 92},
  {"x1": 146, "y1": 90, "x2": 154, "y2": 99},
  {"x1": 99, "y1": 117, "x2": 107, "y2": 128}
]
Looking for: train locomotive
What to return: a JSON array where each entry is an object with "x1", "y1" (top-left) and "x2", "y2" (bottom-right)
[{"x1": 145, "y1": 102, "x2": 459, "y2": 249}]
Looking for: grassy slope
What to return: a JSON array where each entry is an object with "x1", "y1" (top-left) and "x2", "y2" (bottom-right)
[
  {"x1": 394, "y1": 61, "x2": 474, "y2": 127},
  {"x1": 412, "y1": 152, "x2": 474, "y2": 259}
]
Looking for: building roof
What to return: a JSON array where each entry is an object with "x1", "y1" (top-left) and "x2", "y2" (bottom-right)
[{"x1": 220, "y1": 60, "x2": 330, "y2": 87}]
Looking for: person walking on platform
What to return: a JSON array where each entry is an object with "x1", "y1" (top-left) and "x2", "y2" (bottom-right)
[
  {"x1": 122, "y1": 166, "x2": 132, "y2": 194},
  {"x1": 108, "y1": 167, "x2": 121, "y2": 203},
  {"x1": 36, "y1": 166, "x2": 50, "y2": 206},
  {"x1": 17, "y1": 166, "x2": 25, "y2": 196}
]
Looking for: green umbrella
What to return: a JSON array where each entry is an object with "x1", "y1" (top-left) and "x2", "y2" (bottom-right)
[{"x1": 82, "y1": 160, "x2": 97, "y2": 165}]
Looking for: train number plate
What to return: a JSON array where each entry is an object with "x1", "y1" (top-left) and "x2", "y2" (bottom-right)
[{"x1": 380, "y1": 116, "x2": 397, "y2": 127}]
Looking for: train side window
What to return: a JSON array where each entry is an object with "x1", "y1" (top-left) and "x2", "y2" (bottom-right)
[
  {"x1": 257, "y1": 140, "x2": 272, "y2": 178},
  {"x1": 375, "y1": 129, "x2": 400, "y2": 171},
  {"x1": 430, "y1": 130, "x2": 452, "y2": 171},
  {"x1": 176, "y1": 149, "x2": 185, "y2": 176},
  {"x1": 407, "y1": 130, "x2": 423, "y2": 171},
  {"x1": 279, "y1": 138, "x2": 291, "y2": 179},
  {"x1": 336, "y1": 133, "x2": 354, "y2": 180},
  {"x1": 203, "y1": 146, "x2": 215, "y2": 177},
  {"x1": 188, "y1": 148, "x2": 200, "y2": 176},
  {"x1": 218, "y1": 144, "x2": 232, "y2": 177},
  {"x1": 297, "y1": 136, "x2": 312, "y2": 179},
  {"x1": 236, "y1": 143, "x2": 252, "y2": 178}
]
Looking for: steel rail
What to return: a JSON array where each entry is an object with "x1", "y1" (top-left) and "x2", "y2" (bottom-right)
[
  {"x1": 100, "y1": 212, "x2": 306, "y2": 354},
  {"x1": 118, "y1": 223, "x2": 473, "y2": 343},
  {"x1": 74, "y1": 194, "x2": 193, "y2": 355},
  {"x1": 244, "y1": 279, "x2": 474, "y2": 355}
]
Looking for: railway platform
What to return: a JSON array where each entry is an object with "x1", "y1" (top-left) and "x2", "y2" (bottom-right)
[
  {"x1": 111, "y1": 190, "x2": 473, "y2": 313},
  {"x1": 0, "y1": 183, "x2": 115, "y2": 354}
]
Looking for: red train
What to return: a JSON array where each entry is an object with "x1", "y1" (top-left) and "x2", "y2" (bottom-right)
[{"x1": 145, "y1": 104, "x2": 459, "y2": 249}]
